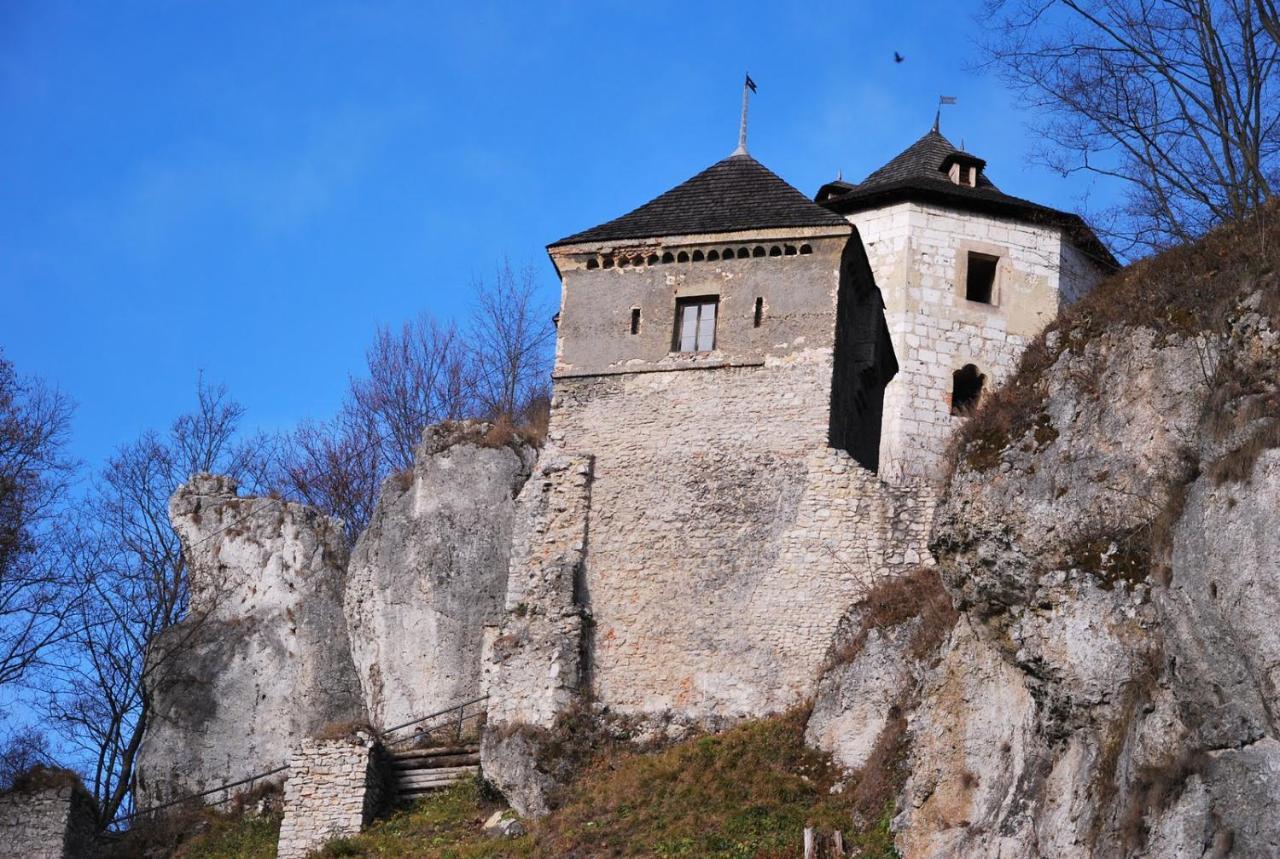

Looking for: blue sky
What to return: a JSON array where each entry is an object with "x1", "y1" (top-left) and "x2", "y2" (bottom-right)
[{"x1": 1, "y1": 1, "x2": 1118, "y2": 470}]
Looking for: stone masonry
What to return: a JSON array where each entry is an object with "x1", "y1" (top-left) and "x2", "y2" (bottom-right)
[
  {"x1": 483, "y1": 223, "x2": 931, "y2": 738},
  {"x1": 481, "y1": 450, "x2": 594, "y2": 817},
  {"x1": 275, "y1": 736, "x2": 384, "y2": 859},
  {"x1": 0, "y1": 785, "x2": 99, "y2": 859},
  {"x1": 849, "y1": 201, "x2": 1105, "y2": 483}
]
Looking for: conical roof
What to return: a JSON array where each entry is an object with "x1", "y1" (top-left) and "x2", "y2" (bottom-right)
[
  {"x1": 550, "y1": 153, "x2": 848, "y2": 247},
  {"x1": 819, "y1": 128, "x2": 1117, "y2": 268},
  {"x1": 858, "y1": 128, "x2": 996, "y2": 191}
]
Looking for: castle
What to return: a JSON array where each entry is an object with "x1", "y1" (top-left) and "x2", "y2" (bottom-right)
[
  {"x1": 481, "y1": 121, "x2": 1113, "y2": 793},
  {"x1": 124, "y1": 117, "x2": 1117, "y2": 846}
]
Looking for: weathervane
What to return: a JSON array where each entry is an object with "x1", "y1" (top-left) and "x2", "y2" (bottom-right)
[
  {"x1": 934, "y1": 95, "x2": 957, "y2": 132},
  {"x1": 734, "y1": 73, "x2": 758, "y2": 155}
]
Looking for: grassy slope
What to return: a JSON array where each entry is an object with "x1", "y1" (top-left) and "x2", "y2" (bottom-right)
[{"x1": 177, "y1": 711, "x2": 899, "y2": 859}]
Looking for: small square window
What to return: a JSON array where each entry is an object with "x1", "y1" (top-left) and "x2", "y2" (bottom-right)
[
  {"x1": 966, "y1": 253, "x2": 998, "y2": 304},
  {"x1": 673, "y1": 297, "x2": 718, "y2": 352}
]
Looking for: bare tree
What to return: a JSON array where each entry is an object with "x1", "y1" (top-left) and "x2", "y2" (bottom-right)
[
  {"x1": 272, "y1": 265, "x2": 554, "y2": 543},
  {"x1": 0, "y1": 726, "x2": 52, "y2": 789},
  {"x1": 47, "y1": 377, "x2": 265, "y2": 825},
  {"x1": 982, "y1": 0, "x2": 1280, "y2": 254},
  {"x1": 0, "y1": 353, "x2": 77, "y2": 687},
  {"x1": 470, "y1": 261, "x2": 555, "y2": 420},
  {"x1": 350, "y1": 315, "x2": 477, "y2": 473},
  {"x1": 271, "y1": 403, "x2": 384, "y2": 546}
]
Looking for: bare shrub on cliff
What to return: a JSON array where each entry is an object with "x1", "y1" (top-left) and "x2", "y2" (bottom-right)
[
  {"x1": 271, "y1": 262, "x2": 554, "y2": 543},
  {"x1": 351, "y1": 315, "x2": 477, "y2": 473},
  {"x1": 0, "y1": 352, "x2": 77, "y2": 688},
  {"x1": 982, "y1": 0, "x2": 1280, "y2": 255},
  {"x1": 470, "y1": 261, "x2": 554, "y2": 421},
  {"x1": 271, "y1": 403, "x2": 384, "y2": 546},
  {"x1": 46, "y1": 377, "x2": 267, "y2": 825}
]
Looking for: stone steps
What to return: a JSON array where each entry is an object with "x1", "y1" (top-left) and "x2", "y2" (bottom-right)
[{"x1": 386, "y1": 745, "x2": 481, "y2": 799}]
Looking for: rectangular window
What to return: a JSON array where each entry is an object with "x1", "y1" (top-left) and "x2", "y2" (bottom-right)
[
  {"x1": 965, "y1": 253, "x2": 998, "y2": 304},
  {"x1": 674, "y1": 296, "x2": 718, "y2": 352},
  {"x1": 630, "y1": 307, "x2": 641, "y2": 335},
  {"x1": 753, "y1": 297, "x2": 764, "y2": 328}
]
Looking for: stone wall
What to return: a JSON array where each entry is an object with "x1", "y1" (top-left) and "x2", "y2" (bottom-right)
[
  {"x1": 276, "y1": 736, "x2": 384, "y2": 859},
  {"x1": 345, "y1": 423, "x2": 536, "y2": 729},
  {"x1": 849, "y1": 202, "x2": 1105, "y2": 484},
  {"x1": 481, "y1": 450, "x2": 594, "y2": 816},
  {"x1": 0, "y1": 785, "x2": 99, "y2": 859},
  {"x1": 522, "y1": 225, "x2": 933, "y2": 732},
  {"x1": 137, "y1": 475, "x2": 366, "y2": 808},
  {"x1": 545, "y1": 363, "x2": 933, "y2": 722}
]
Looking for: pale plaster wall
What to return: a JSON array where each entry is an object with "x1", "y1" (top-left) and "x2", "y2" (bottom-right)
[{"x1": 849, "y1": 202, "x2": 1103, "y2": 484}]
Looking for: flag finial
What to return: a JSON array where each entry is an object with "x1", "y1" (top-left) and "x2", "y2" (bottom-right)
[
  {"x1": 734, "y1": 73, "x2": 757, "y2": 155},
  {"x1": 934, "y1": 95, "x2": 957, "y2": 132}
]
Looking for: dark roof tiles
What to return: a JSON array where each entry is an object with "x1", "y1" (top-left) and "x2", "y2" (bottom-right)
[
  {"x1": 550, "y1": 153, "x2": 848, "y2": 247},
  {"x1": 821, "y1": 129, "x2": 1117, "y2": 268},
  {"x1": 857, "y1": 129, "x2": 999, "y2": 192}
]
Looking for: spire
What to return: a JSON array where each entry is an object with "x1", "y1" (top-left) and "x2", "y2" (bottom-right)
[{"x1": 734, "y1": 73, "x2": 757, "y2": 156}]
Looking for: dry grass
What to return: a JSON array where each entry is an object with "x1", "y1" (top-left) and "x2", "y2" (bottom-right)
[
  {"x1": 534, "y1": 709, "x2": 899, "y2": 858},
  {"x1": 1118, "y1": 748, "x2": 1210, "y2": 852},
  {"x1": 1062, "y1": 529, "x2": 1153, "y2": 591},
  {"x1": 5, "y1": 765, "x2": 85, "y2": 794},
  {"x1": 826, "y1": 566, "x2": 959, "y2": 671},
  {"x1": 310, "y1": 719, "x2": 378, "y2": 742},
  {"x1": 1208, "y1": 418, "x2": 1280, "y2": 485},
  {"x1": 107, "y1": 782, "x2": 284, "y2": 859}
]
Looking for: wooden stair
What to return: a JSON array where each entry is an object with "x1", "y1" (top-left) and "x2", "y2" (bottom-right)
[{"x1": 387, "y1": 744, "x2": 480, "y2": 800}]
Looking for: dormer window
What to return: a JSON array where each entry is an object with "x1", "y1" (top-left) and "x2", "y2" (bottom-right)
[
  {"x1": 674, "y1": 296, "x2": 717, "y2": 352},
  {"x1": 942, "y1": 153, "x2": 985, "y2": 188},
  {"x1": 948, "y1": 162, "x2": 977, "y2": 187}
]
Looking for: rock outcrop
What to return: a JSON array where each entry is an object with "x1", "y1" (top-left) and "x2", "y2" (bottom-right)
[
  {"x1": 344, "y1": 422, "x2": 536, "y2": 730},
  {"x1": 137, "y1": 475, "x2": 365, "y2": 807},
  {"x1": 893, "y1": 218, "x2": 1280, "y2": 857}
]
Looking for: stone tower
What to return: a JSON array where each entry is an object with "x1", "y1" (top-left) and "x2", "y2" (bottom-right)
[
  {"x1": 817, "y1": 128, "x2": 1115, "y2": 483},
  {"x1": 531, "y1": 151, "x2": 914, "y2": 720}
]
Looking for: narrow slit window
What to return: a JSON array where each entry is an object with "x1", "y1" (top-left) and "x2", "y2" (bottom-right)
[
  {"x1": 965, "y1": 253, "x2": 998, "y2": 304},
  {"x1": 753, "y1": 297, "x2": 764, "y2": 328},
  {"x1": 951, "y1": 364, "x2": 985, "y2": 415},
  {"x1": 674, "y1": 296, "x2": 718, "y2": 352},
  {"x1": 630, "y1": 307, "x2": 641, "y2": 335}
]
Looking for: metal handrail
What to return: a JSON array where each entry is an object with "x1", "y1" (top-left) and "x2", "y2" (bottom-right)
[
  {"x1": 380, "y1": 694, "x2": 489, "y2": 736},
  {"x1": 112, "y1": 694, "x2": 492, "y2": 825},
  {"x1": 112, "y1": 763, "x2": 289, "y2": 824},
  {"x1": 381, "y1": 695, "x2": 489, "y2": 748}
]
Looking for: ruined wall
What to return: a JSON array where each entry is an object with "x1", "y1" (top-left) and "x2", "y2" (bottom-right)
[
  {"x1": 481, "y1": 451, "x2": 594, "y2": 817},
  {"x1": 0, "y1": 785, "x2": 99, "y2": 859},
  {"x1": 276, "y1": 735, "x2": 384, "y2": 859},
  {"x1": 137, "y1": 476, "x2": 365, "y2": 808},
  {"x1": 345, "y1": 423, "x2": 536, "y2": 730},
  {"x1": 849, "y1": 202, "x2": 1104, "y2": 483}
]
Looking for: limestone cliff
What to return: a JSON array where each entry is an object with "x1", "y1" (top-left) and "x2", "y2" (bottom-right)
[
  {"x1": 886, "y1": 213, "x2": 1280, "y2": 857},
  {"x1": 136, "y1": 475, "x2": 365, "y2": 807},
  {"x1": 345, "y1": 422, "x2": 536, "y2": 729}
]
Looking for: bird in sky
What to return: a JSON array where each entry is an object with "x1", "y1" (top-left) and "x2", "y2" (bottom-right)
[{"x1": 894, "y1": 51, "x2": 905, "y2": 63}]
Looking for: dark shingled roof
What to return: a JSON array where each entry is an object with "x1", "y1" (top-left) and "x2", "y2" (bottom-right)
[
  {"x1": 550, "y1": 153, "x2": 849, "y2": 247},
  {"x1": 817, "y1": 129, "x2": 1117, "y2": 269}
]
